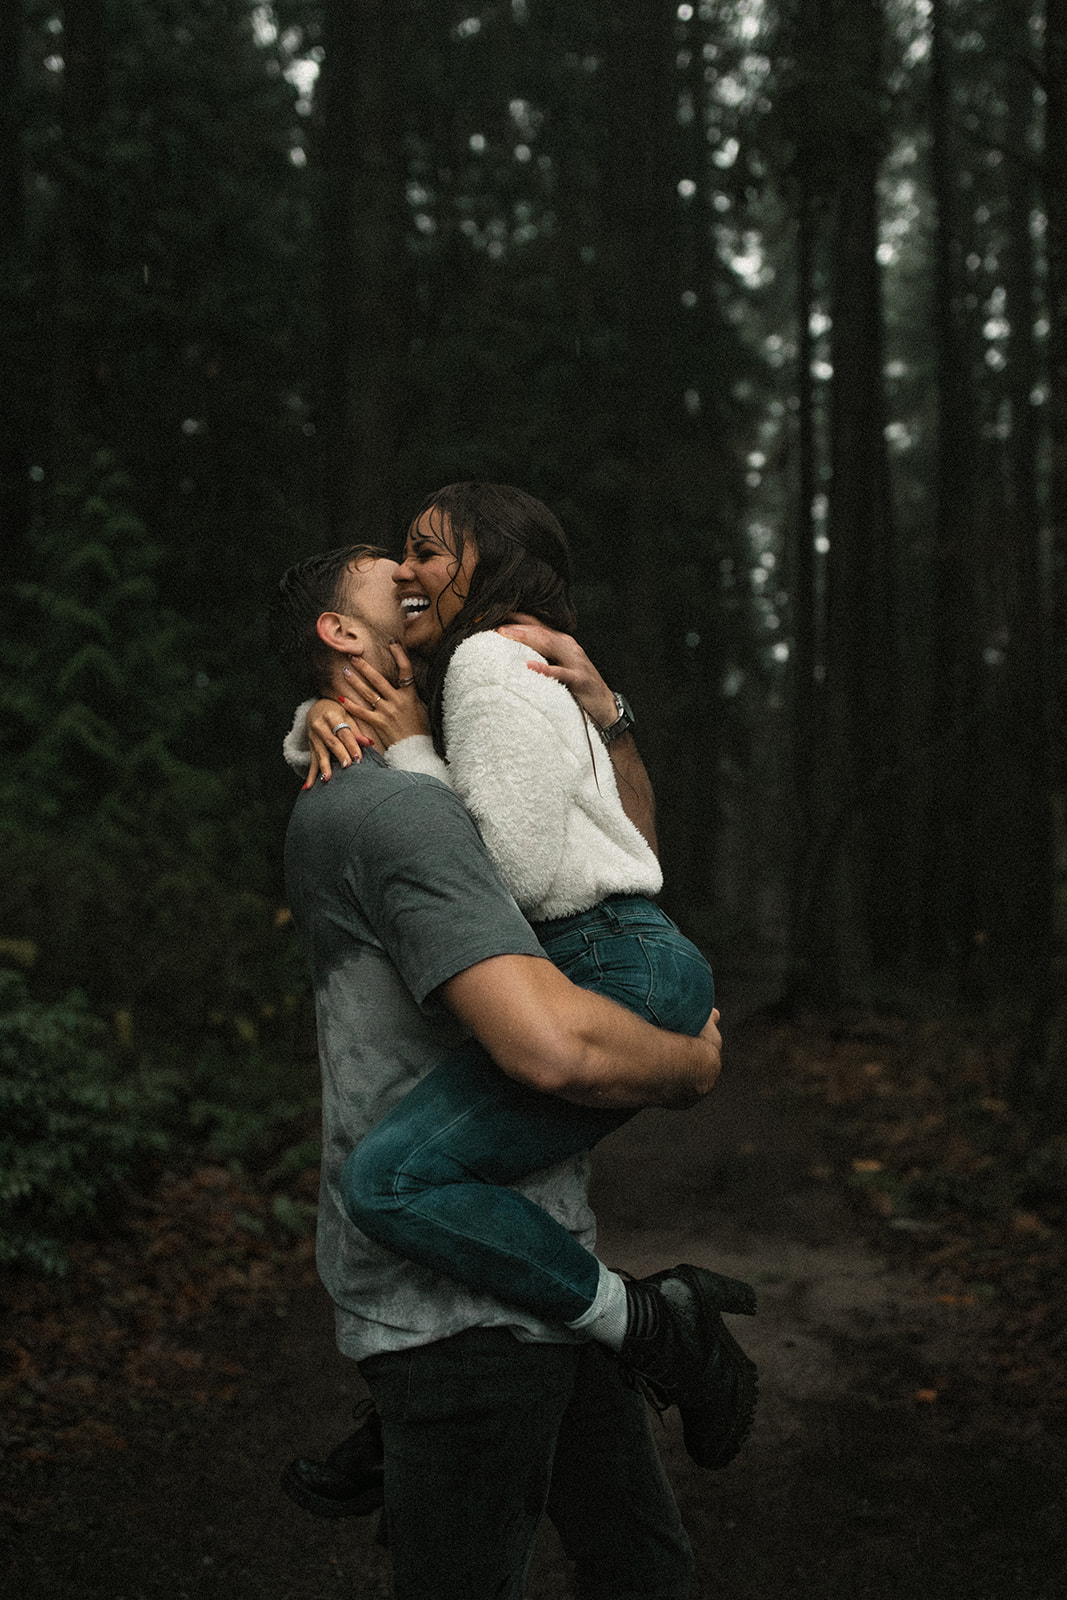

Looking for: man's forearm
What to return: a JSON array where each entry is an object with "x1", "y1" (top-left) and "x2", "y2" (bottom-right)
[
  {"x1": 440, "y1": 955, "x2": 720, "y2": 1110},
  {"x1": 606, "y1": 733, "x2": 658, "y2": 856},
  {"x1": 546, "y1": 998, "x2": 717, "y2": 1108}
]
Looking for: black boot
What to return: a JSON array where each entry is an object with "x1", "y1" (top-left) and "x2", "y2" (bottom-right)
[
  {"x1": 618, "y1": 1265, "x2": 758, "y2": 1470},
  {"x1": 281, "y1": 1399, "x2": 385, "y2": 1518}
]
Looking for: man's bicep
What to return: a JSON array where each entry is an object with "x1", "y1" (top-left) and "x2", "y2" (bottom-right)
[{"x1": 437, "y1": 955, "x2": 572, "y2": 1079}]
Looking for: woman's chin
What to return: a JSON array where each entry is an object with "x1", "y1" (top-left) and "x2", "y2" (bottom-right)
[{"x1": 403, "y1": 619, "x2": 441, "y2": 658}]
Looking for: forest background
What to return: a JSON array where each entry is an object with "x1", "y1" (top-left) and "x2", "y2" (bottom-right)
[{"x1": 2, "y1": 0, "x2": 1066, "y2": 1280}]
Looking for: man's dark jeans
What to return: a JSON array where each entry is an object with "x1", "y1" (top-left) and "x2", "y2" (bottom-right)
[{"x1": 360, "y1": 1327, "x2": 693, "y2": 1600}]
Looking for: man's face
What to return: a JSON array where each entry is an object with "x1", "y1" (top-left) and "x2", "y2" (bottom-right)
[{"x1": 338, "y1": 557, "x2": 404, "y2": 676}]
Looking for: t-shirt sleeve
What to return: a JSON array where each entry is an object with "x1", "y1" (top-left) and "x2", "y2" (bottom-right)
[{"x1": 341, "y1": 777, "x2": 546, "y2": 1004}]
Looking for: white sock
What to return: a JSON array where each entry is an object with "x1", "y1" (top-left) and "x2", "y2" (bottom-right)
[{"x1": 564, "y1": 1262, "x2": 630, "y2": 1351}]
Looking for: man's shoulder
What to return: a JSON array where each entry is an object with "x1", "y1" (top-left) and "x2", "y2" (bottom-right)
[
  {"x1": 290, "y1": 752, "x2": 460, "y2": 830},
  {"x1": 285, "y1": 753, "x2": 483, "y2": 890}
]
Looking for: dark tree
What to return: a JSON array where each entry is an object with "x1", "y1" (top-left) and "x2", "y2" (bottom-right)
[
  {"x1": 925, "y1": 0, "x2": 985, "y2": 991},
  {"x1": 0, "y1": 0, "x2": 31, "y2": 558},
  {"x1": 1046, "y1": 0, "x2": 1067, "y2": 782},
  {"x1": 318, "y1": 0, "x2": 408, "y2": 542},
  {"x1": 49, "y1": 0, "x2": 110, "y2": 486}
]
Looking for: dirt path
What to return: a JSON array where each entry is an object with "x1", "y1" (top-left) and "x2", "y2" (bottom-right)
[{"x1": 3, "y1": 991, "x2": 1064, "y2": 1599}]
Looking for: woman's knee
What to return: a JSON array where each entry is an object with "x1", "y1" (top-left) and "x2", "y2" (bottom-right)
[{"x1": 339, "y1": 1128, "x2": 408, "y2": 1236}]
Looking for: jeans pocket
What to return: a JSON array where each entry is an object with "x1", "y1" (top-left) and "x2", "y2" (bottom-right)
[
  {"x1": 540, "y1": 919, "x2": 714, "y2": 1037},
  {"x1": 634, "y1": 934, "x2": 715, "y2": 1035}
]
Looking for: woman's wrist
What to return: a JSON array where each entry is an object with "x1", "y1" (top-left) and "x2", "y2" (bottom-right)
[{"x1": 597, "y1": 692, "x2": 635, "y2": 745}]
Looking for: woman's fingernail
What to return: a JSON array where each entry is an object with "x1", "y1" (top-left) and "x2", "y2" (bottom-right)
[{"x1": 342, "y1": 667, "x2": 352, "y2": 680}]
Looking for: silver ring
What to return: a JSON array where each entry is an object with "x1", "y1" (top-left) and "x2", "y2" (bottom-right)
[
  {"x1": 398, "y1": 677, "x2": 414, "y2": 687},
  {"x1": 332, "y1": 722, "x2": 351, "y2": 735}
]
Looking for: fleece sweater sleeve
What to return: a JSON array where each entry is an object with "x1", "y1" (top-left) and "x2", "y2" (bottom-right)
[
  {"x1": 282, "y1": 700, "x2": 316, "y2": 773},
  {"x1": 382, "y1": 735, "x2": 453, "y2": 786}
]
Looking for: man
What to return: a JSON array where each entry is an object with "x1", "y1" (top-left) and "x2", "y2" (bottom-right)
[{"x1": 272, "y1": 544, "x2": 747, "y2": 1600}]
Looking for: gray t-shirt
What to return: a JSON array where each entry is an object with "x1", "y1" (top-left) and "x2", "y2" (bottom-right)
[{"x1": 284, "y1": 750, "x2": 597, "y2": 1361}]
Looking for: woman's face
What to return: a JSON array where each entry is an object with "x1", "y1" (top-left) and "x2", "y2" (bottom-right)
[{"x1": 394, "y1": 508, "x2": 478, "y2": 657}]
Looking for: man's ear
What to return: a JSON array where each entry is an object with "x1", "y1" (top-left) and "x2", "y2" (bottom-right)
[{"x1": 316, "y1": 611, "x2": 363, "y2": 655}]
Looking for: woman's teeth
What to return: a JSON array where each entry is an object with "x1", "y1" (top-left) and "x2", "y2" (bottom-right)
[{"x1": 402, "y1": 596, "x2": 430, "y2": 616}]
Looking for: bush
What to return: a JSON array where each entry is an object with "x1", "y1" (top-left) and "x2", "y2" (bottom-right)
[
  {"x1": 0, "y1": 969, "x2": 173, "y2": 1274},
  {"x1": 178, "y1": 1036, "x2": 320, "y2": 1167}
]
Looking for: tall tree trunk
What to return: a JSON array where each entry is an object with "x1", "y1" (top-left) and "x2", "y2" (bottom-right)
[
  {"x1": 666, "y1": 5, "x2": 736, "y2": 943},
  {"x1": 1046, "y1": 0, "x2": 1067, "y2": 785},
  {"x1": 593, "y1": 3, "x2": 686, "y2": 880},
  {"x1": 926, "y1": 0, "x2": 985, "y2": 997},
  {"x1": 0, "y1": 0, "x2": 30, "y2": 554},
  {"x1": 995, "y1": 0, "x2": 1053, "y2": 1000},
  {"x1": 596, "y1": 1, "x2": 677, "y2": 678},
  {"x1": 319, "y1": 0, "x2": 406, "y2": 541},
  {"x1": 51, "y1": 0, "x2": 109, "y2": 487},
  {"x1": 787, "y1": 172, "x2": 823, "y2": 995},
  {"x1": 821, "y1": 0, "x2": 900, "y2": 994},
  {"x1": 1002, "y1": 0, "x2": 1067, "y2": 1109}
]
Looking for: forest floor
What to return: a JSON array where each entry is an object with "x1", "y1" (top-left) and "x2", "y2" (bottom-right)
[{"x1": 1, "y1": 986, "x2": 1065, "y2": 1599}]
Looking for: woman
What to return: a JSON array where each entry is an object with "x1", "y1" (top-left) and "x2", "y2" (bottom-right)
[{"x1": 286, "y1": 483, "x2": 756, "y2": 1468}]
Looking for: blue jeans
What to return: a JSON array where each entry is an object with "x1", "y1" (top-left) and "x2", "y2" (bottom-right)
[
  {"x1": 360, "y1": 1328, "x2": 693, "y2": 1600},
  {"x1": 341, "y1": 896, "x2": 714, "y2": 1322}
]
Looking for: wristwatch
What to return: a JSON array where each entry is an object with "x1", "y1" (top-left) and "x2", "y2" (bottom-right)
[{"x1": 599, "y1": 692, "x2": 635, "y2": 746}]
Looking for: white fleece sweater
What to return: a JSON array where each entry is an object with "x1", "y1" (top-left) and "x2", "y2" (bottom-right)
[{"x1": 284, "y1": 630, "x2": 662, "y2": 921}]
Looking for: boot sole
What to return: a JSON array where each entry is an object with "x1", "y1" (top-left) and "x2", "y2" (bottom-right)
[
  {"x1": 280, "y1": 1461, "x2": 385, "y2": 1519},
  {"x1": 684, "y1": 1268, "x2": 757, "y2": 1319},
  {"x1": 681, "y1": 1266, "x2": 759, "y2": 1469}
]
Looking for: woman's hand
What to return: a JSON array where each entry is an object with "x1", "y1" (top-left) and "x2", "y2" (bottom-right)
[
  {"x1": 339, "y1": 642, "x2": 430, "y2": 751},
  {"x1": 305, "y1": 699, "x2": 373, "y2": 785},
  {"x1": 496, "y1": 614, "x2": 617, "y2": 728},
  {"x1": 497, "y1": 614, "x2": 658, "y2": 853}
]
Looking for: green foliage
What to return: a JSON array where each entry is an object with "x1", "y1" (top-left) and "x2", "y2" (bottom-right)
[
  {"x1": 0, "y1": 963, "x2": 320, "y2": 1275},
  {"x1": 0, "y1": 454, "x2": 303, "y2": 1037},
  {"x1": 178, "y1": 1036, "x2": 320, "y2": 1167},
  {"x1": 0, "y1": 968, "x2": 172, "y2": 1274}
]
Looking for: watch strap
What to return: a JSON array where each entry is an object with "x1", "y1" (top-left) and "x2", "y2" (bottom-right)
[{"x1": 599, "y1": 692, "x2": 634, "y2": 746}]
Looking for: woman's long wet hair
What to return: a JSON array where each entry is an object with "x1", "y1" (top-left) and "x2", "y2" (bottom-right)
[{"x1": 413, "y1": 483, "x2": 579, "y2": 755}]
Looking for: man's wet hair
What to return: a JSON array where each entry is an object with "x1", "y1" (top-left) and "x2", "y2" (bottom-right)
[{"x1": 270, "y1": 543, "x2": 386, "y2": 697}]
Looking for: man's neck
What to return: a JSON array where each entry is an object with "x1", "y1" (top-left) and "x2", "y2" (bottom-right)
[{"x1": 324, "y1": 665, "x2": 385, "y2": 754}]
